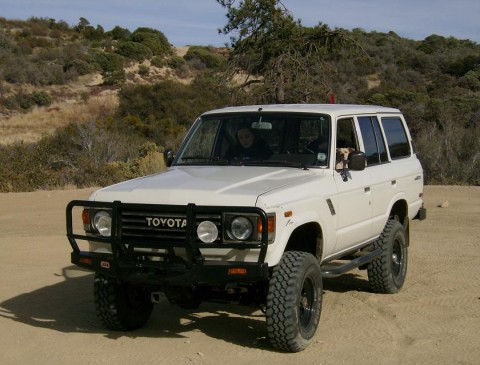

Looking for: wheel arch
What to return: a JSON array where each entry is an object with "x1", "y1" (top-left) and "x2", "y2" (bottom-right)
[
  {"x1": 284, "y1": 222, "x2": 324, "y2": 262},
  {"x1": 389, "y1": 198, "x2": 410, "y2": 244},
  {"x1": 389, "y1": 198, "x2": 408, "y2": 222}
]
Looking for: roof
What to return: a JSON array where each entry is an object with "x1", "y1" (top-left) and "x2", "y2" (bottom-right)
[{"x1": 203, "y1": 104, "x2": 401, "y2": 117}]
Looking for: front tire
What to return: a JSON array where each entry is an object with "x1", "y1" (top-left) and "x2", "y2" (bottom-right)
[
  {"x1": 368, "y1": 220, "x2": 408, "y2": 294},
  {"x1": 94, "y1": 273, "x2": 153, "y2": 331},
  {"x1": 266, "y1": 251, "x2": 323, "y2": 352}
]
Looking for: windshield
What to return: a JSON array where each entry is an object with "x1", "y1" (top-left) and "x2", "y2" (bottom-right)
[{"x1": 174, "y1": 112, "x2": 331, "y2": 168}]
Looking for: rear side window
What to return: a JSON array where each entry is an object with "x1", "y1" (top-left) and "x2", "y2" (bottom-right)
[
  {"x1": 358, "y1": 116, "x2": 388, "y2": 166},
  {"x1": 381, "y1": 117, "x2": 411, "y2": 159}
]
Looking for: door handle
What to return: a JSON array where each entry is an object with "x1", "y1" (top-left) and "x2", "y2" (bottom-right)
[{"x1": 364, "y1": 187, "x2": 370, "y2": 193}]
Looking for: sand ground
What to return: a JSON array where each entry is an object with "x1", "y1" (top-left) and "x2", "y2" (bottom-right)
[{"x1": 0, "y1": 186, "x2": 479, "y2": 365}]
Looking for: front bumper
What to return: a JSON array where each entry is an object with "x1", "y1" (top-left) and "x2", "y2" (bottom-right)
[
  {"x1": 71, "y1": 251, "x2": 269, "y2": 286},
  {"x1": 66, "y1": 200, "x2": 271, "y2": 286}
]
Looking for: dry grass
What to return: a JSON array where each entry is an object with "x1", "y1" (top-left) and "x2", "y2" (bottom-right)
[
  {"x1": 367, "y1": 73, "x2": 381, "y2": 89},
  {"x1": 0, "y1": 46, "x2": 199, "y2": 145},
  {"x1": 0, "y1": 92, "x2": 118, "y2": 145}
]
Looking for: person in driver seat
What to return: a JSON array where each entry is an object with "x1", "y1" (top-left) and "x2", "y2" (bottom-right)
[{"x1": 226, "y1": 124, "x2": 272, "y2": 161}]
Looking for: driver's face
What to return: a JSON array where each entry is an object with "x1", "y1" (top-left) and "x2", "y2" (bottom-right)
[{"x1": 237, "y1": 128, "x2": 254, "y2": 148}]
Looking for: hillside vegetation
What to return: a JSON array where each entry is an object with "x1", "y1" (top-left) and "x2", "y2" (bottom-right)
[{"x1": 0, "y1": 8, "x2": 479, "y2": 191}]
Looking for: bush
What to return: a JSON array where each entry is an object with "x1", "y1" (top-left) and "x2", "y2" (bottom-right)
[
  {"x1": 138, "y1": 64, "x2": 149, "y2": 77},
  {"x1": 64, "y1": 59, "x2": 97, "y2": 75},
  {"x1": 115, "y1": 41, "x2": 153, "y2": 61},
  {"x1": 107, "y1": 26, "x2": 131, "y2": 41},
  {"x1": 150, "y1": 56, "x2": 165, "y2": 68},
  {"x1": 103, "y1": 69, "x2": 125, "y2": 85},
  {"x1": 132, "y1": 142, "x2": 166, "y2": 175},
  {"x1": 167, "y1": 55, "x2": 186, "y2": 69},
  {"x1": 117, "y1": 77, "x2": 229, "y2": 146},
  {"x1": 83, "y1": 25, "x2": 105, "y2": 41},
  {"x1": 0, "y1": 120, "x2": 168, "y2": 192},
  {"x1": 184, "y1": 46, "x2": 226, "y2": 70},
  {"x1": 3, "y1": 90, "x2": 53, "y2": 110},
  {"x1": 131, "y1": 27, "x2": 172, "y2": 56},
  {"x1": 92, "y1": 51, "x2": 124, "y2": 72},
  {"x1": 92, "y1": 51, "x2": 125, "y2": 84},
  {"x1": 459, "y1": 70, "x2": 480, "y2": 91},
  {"x1": 30, "y1": 91, "x2": 52, "y2": 106}
]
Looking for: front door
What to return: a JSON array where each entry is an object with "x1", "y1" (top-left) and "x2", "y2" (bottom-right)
[{"x1": 333, "y1": 118, "x2": 373, "y2": 253}]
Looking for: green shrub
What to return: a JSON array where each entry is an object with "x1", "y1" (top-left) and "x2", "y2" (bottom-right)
[
  {"x1": 64, "y1": 59, "x2": 97, "y2": 75},
  {"x1": 92, "y1": 51, "x2": 124, "y2": 73},
  {"x1": 92, "y1": 51, "x2": 125, "y2": 84},
  {"x1": 131, "y1": 27, "x2": 172, "y2": 56},
  {"x1": 132, "y1": 142, "x2": 166, "y2": 175},
  {"x1": 460, "y1": 70, "x2": 480, "y2": 91},
  {"x1": 5, "y1": 90, "x2": 53, "y2": 110},
  {"x1": 115, "y1": 41, "x2": 153, "y2": 61},
  {"x1": 83, "y1": 25, "x2": 105, "y2": 41},
  {"x1": 30, "y1": 91, "x2": 52, "y2": 106},
  {"x1": 184, "y1": 46, "x2": 226, "y2": 70},
  {"x1": 167, "y1": 55, "x2": 186, "y2": 69},
  {"x1": 107, "y1": 26, "x2": 131, "y2": 41},
  {"x1": 150, "y1": 56, "x2": 165, "y2": 68},
  {"x1": 103, "y1": 69, "x2": 126, "y2": 85}
]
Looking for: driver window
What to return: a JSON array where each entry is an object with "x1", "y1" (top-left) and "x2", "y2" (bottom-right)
[{"x1": 336, "y1": 118, "x2": 359, "y2": 170}]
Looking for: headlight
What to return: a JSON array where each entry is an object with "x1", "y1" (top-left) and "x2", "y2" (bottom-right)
[
  {"x1": 224, "y1": 213, "x2": 275, "y2": 243},
  {"x1": 230, "y1": 216, "x2": 253, "y2": 240},
  {"x1": 93, "y1": 210, "x2": 112, "y2": 237},
  {"x1": 197, "y1": 220, "x2": 218, "y2": 243}
]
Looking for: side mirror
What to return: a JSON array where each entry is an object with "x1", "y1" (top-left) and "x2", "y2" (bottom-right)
[
  {"x1": 163, "y1": 149, "x2": 174, "y2": 167},
  {"x1": 348, "y1": 151, "x2": 366, "y2": 171}
]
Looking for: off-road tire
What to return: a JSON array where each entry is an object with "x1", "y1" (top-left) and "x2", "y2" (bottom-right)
[
  {"x1": 266, "y1": 251, "x2": 322, "y2": 352},
  {"x1": 368, "y1": 220, "x2": 408, "y2": 294},
  {"x1": 94, "y1": 273, "x2": 153, "y2": 331}
]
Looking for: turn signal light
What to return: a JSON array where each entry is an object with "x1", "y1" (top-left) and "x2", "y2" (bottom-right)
[
  {"x1": 82, "y1": 209, "x2": 90, "y2": 225},
  {"x1": 257, "y1": 216, "x2": 275, "y2": 235},
  {"x1": 228, "y1": 268, "x2": 247, "y2": 275},
  {"x1": 79, "y1": 257, "x2": 93, "y2": 265}
]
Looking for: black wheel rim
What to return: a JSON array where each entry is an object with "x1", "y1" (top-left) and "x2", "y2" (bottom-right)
[
  {"x1": 299, "y1": 276, "x2": 316, "y2": 330},
  {"x1": 392, "y1": 237, "x2": 403, "y2": 278}
]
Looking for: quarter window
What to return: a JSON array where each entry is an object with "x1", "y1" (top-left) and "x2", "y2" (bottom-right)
[{"x1": 381, "y1": 117, "x2": 411, "y2": 159}]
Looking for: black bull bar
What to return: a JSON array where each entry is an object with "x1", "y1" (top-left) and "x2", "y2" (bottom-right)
[{"x1": 66, "y1": 200, "x2": 270, "y2": 286}]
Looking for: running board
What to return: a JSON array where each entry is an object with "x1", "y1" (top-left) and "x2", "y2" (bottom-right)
[{"x1": 321, "y1": 248, "x2": 382, "y2": 278}]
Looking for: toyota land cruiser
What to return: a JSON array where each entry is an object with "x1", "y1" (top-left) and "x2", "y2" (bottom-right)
[{"x1": 66, "y1": 104, "x2": 426, "y2": 352}]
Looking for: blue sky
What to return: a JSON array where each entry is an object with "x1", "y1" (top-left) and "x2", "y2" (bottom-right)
[{"x1": 1, "y1": 0, "x2": 479, "y2": 46}]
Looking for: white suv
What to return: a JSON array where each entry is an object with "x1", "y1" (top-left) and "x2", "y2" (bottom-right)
[{"x1": 67, "y1": 104, "x2": 426, "y2": 352}]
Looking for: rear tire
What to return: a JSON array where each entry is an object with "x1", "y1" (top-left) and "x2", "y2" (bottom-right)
[
  {"x1": 94, "y1": 273, "x2": 153, "y2": 331},
  {"x1": 266, "y1": 251, "x2": 323, "y2": 352},
  {"x1": 368, "y1": 220, "x2": 408, "y2": 294}
]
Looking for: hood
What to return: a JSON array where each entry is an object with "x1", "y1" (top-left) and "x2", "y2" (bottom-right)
[{"x1": 90, "y1": 166, "x2": 316, "y2": 206}]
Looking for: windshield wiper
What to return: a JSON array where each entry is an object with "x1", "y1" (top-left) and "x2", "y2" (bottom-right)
[
  {"x1": 240, "y1": 159, "x2": 309, "y2": 170},
  {"x1": 179, "y1": 156, "x2": 229, "y2": 165}
]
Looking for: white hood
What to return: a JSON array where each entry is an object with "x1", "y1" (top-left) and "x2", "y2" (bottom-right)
[{"x1": 90, "y1": 166, "x2": 316, "y2": 206}]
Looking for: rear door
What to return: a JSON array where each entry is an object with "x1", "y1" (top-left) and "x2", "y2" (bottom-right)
[
  {"x1": 357, "y1": 114, "x2": 423, "y2": 235},
  {"x1": 378, "y1": 115, "x2": 424, "y2": 224},
  {"x1": 357, "y1": 115, "x2": 394, "y2": 235}
]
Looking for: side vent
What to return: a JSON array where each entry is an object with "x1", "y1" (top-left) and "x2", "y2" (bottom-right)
[{"x1": 326, "y1": 199, "x2": 336, "y2": 216}]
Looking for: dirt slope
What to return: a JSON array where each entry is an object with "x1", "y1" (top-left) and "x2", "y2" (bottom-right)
[{"x1": 0, "y1": 186, "x2": 479, "y2": 364}]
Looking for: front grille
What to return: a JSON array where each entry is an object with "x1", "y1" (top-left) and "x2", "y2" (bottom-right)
[{"x1": 120, "y1": 209, "x2": 222, "y2": 244}]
